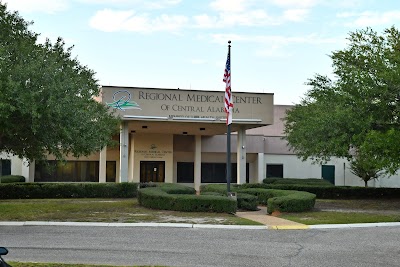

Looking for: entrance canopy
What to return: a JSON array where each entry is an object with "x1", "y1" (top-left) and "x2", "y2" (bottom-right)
[{"x1": 102, "y1": 86, "x2": 274, "y2": 134}]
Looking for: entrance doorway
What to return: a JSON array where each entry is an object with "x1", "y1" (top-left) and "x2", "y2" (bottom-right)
[
  {"x1": 140, "y1": 161, "x2": 165, "y2": 183},
  {"x1": 321, "y1": 165, "x2": 335, "y2": 185}
]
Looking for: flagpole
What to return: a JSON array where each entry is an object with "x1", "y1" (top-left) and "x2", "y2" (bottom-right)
[{"x1": 226, "y1": 40, "x2": 231, "y2": 194}]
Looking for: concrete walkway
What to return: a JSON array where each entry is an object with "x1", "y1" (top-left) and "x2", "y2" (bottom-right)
[{"x1": 236, "y1": 206, "x2": 309, "y2": 230}]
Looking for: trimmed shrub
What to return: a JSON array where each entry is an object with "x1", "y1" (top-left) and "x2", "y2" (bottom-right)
[
  {"x1": 200, "y1": 184, "x2": 239, "y2": 195},
  {"x1": 237, "y1": 188, "x2": 280, "y2": 205},
  {"x1": 138, "y1": 183, "x2": 236, "y2": 213},
  {"x1": 263, "y1": 178, "x2": 334, "y2": 186},
  {"x1": 260, "y1": 184, "x2": 400, "y2": 199},
  {"x1": 201, "y1": 191, "x2": 225, "y2": 196},
  {"x1": 0, "y1": 182, "x2": 138, "y2": 199},
  {"x1": 236, "y1": 193, "x2": 258, "y2": 211},
  {"x1": 201, "y1": 184, "x2": 316, "y2": 213},
  {"x1": 0, "y1": 175, "x2": 25, "y2": 183},
  {"x1": 266, "y1": 190, "x2": 316, "y2": 214},
  {"x1": 158, "y1": 183, "x2": 196, "y2": 194}
]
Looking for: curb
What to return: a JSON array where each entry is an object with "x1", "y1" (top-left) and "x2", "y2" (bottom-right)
[
  {"x1": 0, "y1": 221, "x2": 266, "y2": 230},
  {"x1": 1, "y1": 221, "x2": 399, "y2": 230},
  {"x1": 269, "y1": 225, "x2": 309, "y2": 230},
  {"x1": 309, "y1": 222, "x2": 400, "y2": 229}
]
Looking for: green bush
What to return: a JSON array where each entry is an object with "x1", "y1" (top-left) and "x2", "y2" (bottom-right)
[
  {"x1": 201, "y1": 191, "x2": 225, "y2": 196},
  {"x1": 200, "y1": 184, "x2": 239, "y2": 195},
  {"x1": 202, "y1": 184, "x2": 316, "y2": 213},
  {"x1": 238, "y1": 188, "x2": 280, "y2": 205},
  {"x1": 263, "y1": 178, "x2": 334, "y2": 186},
  {"x1": 138, "y1": 183, "x2": 236, "y2": 213},
  {"x1": 0, "y1": 175, "x2": 25, "y2": 183},
  {"x1": 266, "y1": 190, "x2": 316, "y2": 214},
  {"x1": 0, "y1": 182, "x2": 138, "y2": 199},
  {"x1": 158, "y1": 183, "x2": 196, "y2": 194},
  {"x1": 236, "y1": 193, "x2": 258, "y2": 211},
  {"x1": 237, "y1": 188, "x2": 316, "y2": 213},
  {"x1": 259, "y1": 184, "x2": 400, "y2": 199}
]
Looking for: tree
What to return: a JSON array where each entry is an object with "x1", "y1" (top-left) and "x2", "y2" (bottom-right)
[
  {"x1": 284, "y1": 27, "x2": 400, "y2": 186},
  {"x1": 0, "y1": 3, "x2": 120, "y2": 162}
]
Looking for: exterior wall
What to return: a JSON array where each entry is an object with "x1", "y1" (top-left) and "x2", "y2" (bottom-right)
[
  {"x1": 132, "y1": 133, "x2": 174, "y2": 183},
  {"x1": 264, "y1": 154, "x2": 400, "y2": 187}
]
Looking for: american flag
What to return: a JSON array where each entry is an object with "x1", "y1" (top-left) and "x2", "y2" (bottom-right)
[{"x1": 223, "y1": 48, "x2": 233, "y2": 125}]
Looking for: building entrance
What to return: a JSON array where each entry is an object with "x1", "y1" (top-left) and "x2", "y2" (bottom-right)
[{"x1": 140, "y1": 161, "x2": 165, "y2": 183}]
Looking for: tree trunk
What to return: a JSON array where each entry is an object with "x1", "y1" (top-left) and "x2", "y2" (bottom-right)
[{"x1": 364, "y1": 180, "x2": 368, "y2": 187}]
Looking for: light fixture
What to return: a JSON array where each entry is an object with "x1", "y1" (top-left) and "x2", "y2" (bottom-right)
[
  {"x1": 142, "y1": 126, "x2": 148, "y2": 129},
  {"x1": 219, "y1": 118, "x2": 262, "y2": 123},
  {"x1": 200, "y1": 127, "x2": 205, "y2": 131},
  {"x1": 173, "y1": 117, "x2": 216, "y2": 121},
  {"x1": 182, "y1": 131, "x2": 188, "y2": 135},
  {"x1": 123, "y1": 115, "x2": 168, "y2": 120}
]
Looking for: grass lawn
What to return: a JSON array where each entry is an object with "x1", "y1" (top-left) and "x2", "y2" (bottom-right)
[
  {"x1": 280, "y1": 199, "x2": 400, "y2": 225},
  {"x1": 0, "y1": 198, "x2": 261, "y2": 225},
  {"x1": 9, "y1": 262, "x2": 165, "y2": 267}
]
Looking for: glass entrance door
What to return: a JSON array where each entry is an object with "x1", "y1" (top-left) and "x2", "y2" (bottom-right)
[{"x1": 140, "y1": 161, "x2": 165, "y2": 183}]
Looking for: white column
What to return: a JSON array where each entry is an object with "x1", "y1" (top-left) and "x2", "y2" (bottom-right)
[
  {"x1": 194, "y1": 135, "x2": 202, "y2": 192},
  {"x1": 28, "y1": 160, "x2": 35, "y2": 182},
  {"x1": 99, "y1": 147, "x2": 107, "y2": 183},
  {"x1": 128, "y1": 133, "x2": 135, "y2": 182},
  {"x1": 237, "y1": 127, "x2": 247, "y2": 184},
  {"x1": 21, "y1": 159, "x2": 35, "y2": 182},
  {"x1": 119, "y1": 121, "x2": 129, "y2": 183},
  {"x1": 257, "y1": 153, "x2": 265, "y2": 183}
]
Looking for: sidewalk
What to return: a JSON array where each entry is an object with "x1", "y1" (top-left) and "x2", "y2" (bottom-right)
[{"x1": 236, "y1": 206, "x2": 309, "y2": 230}]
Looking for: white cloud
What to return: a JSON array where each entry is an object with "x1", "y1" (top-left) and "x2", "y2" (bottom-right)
[
  {"x1": 145, "y1": 0, "x2": 182, "y2": 9},
  {"x1": 3, "y1": 0, "x2": 68, "y2": 14},
  {"x1": 269, "y1": 0, "x2": 319, "y2": 8},
  {"x1": 78, "y1": 0, "x2": 181, "y2": 9},
  {"x1": 210, "y1": 33, "x2": 342, "y2": 47},
  {"x1": 282, "y1": 9, "x2": 309, "y2": 22},
  {"x1": 347, "y1": 11, "x2": 400, "y2": 27},
  {"x1": 194, "y1": 10, "x2": 277, "y2": 28},
  {"x1": 210, "y1": 0, "x2": 249, "y2": 13},
  {"x1": 89, "y1": 9, "x2": 188, "y2": 33}
]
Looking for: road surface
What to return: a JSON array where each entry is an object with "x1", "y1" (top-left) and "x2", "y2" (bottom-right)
[{"x1": 1, "y1": 225, "x2": 399, "y2": 267}]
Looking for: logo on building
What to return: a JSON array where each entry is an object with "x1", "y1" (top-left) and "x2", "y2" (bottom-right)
[
  {"x1": 107, "y1": 90, "x2": 141, "y2": 110},
  {"x1": 150, "y1": 144, "x2": 157, "y2": 150}
]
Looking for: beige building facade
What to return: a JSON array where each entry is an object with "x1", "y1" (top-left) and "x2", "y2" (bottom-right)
[
  {"x1": 6, "y1": 86, "x2": 400, "y2": 188},
  {"x1": 15, "y1": 86, "x2": 274, "y2": 191}
]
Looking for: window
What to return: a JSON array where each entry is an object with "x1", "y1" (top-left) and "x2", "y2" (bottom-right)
[
  {"x1": 106, "y1": 161, "x2": 116, "y2": 182},
  {"x1": 266, "y1": 164, "x2": 283, "y2": 178},
  {"x1": 1, "y1": 159, "x2": 11, "y2": 176},
  {"x1": 201, "y1": 163, "x2": 249, "y2": 183},
  {"x1": 176, "y1": 162, "x2": 250, "y2": 184},
  {"x1": 35, "y1": 161, "x2": 117, "y2": 182},
  {"x1": 177, "y1": 162, "x2": 194, "y2": 183}
]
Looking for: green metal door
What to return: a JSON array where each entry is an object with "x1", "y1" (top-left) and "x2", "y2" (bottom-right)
[{"x1": 321, "y1": 165, "x2": 335, "y2": 185}]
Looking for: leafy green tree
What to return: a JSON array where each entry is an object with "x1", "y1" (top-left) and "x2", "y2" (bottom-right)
[
  {"x1": 0, "y1": 3, "x2": 119, "y2": 162},
  {"x1": 284, "y1": 27, "x2": 400, "y2": 186}
]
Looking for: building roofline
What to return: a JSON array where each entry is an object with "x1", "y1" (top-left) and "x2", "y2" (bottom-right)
[{"x1": 101, "y1": 85, "x2": 274, "y2": 96}]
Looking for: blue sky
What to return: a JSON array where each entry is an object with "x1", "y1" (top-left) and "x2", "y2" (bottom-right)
[{"x1": 4, "y1": 0, "x2": 400, "y2": 104}]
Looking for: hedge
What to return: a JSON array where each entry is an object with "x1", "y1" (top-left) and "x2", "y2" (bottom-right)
[
  {"x1": 237, "y1": 188, "x2": 316, "y2": 213},
  {"x1": 236, "y1": 193, "x2": 258, "y2": 211},
  {"x1": 0, "y1": 182, "x2": 138, "y2": 199},
  {"x1": 266, "y1": 190, "x2": 316, "y2": 214},
  {"x1": 263, "y1": 178, "x2": 334, "y2": 186},
  {"x1": 201, "y1": 191, "x2": 258, "y2": 211},
  {"x1": 138, "y1": 183, "x2": 236, "y2": 213},
  {"x1": 201, "y1": 184, "x2": 316, "y2": 213},
  {"x1": 0, "y1": 175, "x2": 25, "y2": 183}
]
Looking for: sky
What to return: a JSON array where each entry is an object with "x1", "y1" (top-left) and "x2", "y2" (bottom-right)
[{"x1": 3, "y1": 0, "x2": 400, "y2": 105}]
